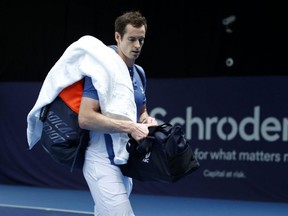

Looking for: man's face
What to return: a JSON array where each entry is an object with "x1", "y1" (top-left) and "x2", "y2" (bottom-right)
[{"x1": 116, "y1": 24, "x2": 146, "y2": 64}]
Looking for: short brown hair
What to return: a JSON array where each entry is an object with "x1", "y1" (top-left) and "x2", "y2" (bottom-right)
[{"x1": 115, "y1": 11, "x2": 147, "y2": 37}]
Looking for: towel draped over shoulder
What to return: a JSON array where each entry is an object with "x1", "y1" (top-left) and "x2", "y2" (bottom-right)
[{"x1": 26, "y1": 35, "x2": 136, "y2": 150}]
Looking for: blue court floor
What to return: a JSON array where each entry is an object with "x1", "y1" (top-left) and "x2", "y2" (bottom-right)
[{"x1": 1, "y1": 184, "x2": 288, "y2": 216}]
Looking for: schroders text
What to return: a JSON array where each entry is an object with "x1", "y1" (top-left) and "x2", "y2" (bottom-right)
[{"x1": 149, "y1": 106, "x2": 288, "y2": 142}]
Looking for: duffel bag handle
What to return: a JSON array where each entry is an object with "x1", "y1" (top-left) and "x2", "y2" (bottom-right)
[{"x1": 148, "y1": 123, "x2": 172, "y2": 135}]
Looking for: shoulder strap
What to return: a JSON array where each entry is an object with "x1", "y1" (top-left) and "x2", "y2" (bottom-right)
[{"x1": 134, "y1": 64, "x2": 146, "y2": 90}]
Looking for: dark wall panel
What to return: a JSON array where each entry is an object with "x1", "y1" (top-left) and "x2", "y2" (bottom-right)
[{"x1": 0, "y1": 1, "x2": 287, "y2": 81}]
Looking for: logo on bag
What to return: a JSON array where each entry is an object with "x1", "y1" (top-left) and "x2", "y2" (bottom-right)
[
  {"x1": 142, "y1": 152, "x2": 151, "y2": 163},
  {"x1": 43, "y1": 111, "x2": 77, "y2": 143}
]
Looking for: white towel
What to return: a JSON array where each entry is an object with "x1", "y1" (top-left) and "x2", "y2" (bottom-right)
[{"x1": 27, "y1": 35, "x2": 136, "y2": 164}]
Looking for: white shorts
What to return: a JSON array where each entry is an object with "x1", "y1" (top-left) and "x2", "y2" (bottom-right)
[{"x1": 83, "y1": 159, "x2": 135, "y2": 216}]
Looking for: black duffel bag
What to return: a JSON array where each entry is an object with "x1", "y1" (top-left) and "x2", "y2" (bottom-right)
[{"x1": 120, "y1": 123, "x2": 200, "y2": 183}]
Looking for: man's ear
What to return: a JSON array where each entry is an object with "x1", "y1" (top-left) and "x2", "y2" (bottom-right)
[{"x1": 115, "y1": 32, "x2": 121, "y2": 43}]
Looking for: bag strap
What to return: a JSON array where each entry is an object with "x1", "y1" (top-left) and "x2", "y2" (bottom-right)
[
  {"x1": 126, "y1": 134, "x2": 154, "y2": 155},
  {"x1": 135, "y1": 64, "x2": 146, "y2": 90},
  {"x1": 148, "y1": 123, "x2": 172, "y2": 135},
  {"x1": 136, "y1": 136, "x2": 154, "y2": 154}
]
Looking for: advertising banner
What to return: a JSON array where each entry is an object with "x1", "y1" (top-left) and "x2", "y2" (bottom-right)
[
  {"x1": 133, "y1": 76, "x2": 288, "y2": 202},
  {"x1": 1, "y1": 76, "x2": 287, "y2": 202}
]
